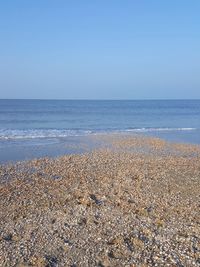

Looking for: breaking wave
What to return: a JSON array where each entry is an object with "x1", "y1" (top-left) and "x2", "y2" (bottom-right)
[{"x1": 0, "y1": 127, "x2": 197, "y2": 140}]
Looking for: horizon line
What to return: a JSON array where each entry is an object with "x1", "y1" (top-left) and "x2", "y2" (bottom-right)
[{"x1": 0, "y1": 98, "x2": 200, "y2": 101}]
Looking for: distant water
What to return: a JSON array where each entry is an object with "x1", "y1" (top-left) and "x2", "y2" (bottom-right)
[{"x1": 0, "y1": 99, "x2": 200, "y2": 162}]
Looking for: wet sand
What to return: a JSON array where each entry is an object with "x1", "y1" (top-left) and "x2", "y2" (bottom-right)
[{"x1": 0, "y1": 135, "x2": 200, "y2": 267}]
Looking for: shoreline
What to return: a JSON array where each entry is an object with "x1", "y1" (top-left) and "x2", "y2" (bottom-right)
[
  {"x1": 0, "y1": 135, "x2": 200, "y2": 266},
  {"x1": 1, "y1": 130, "x2": 200, "y2": 165}
]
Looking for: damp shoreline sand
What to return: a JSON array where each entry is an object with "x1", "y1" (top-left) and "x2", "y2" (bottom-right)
[{"x1": 0, "y1": 135, "x2": 200, "y2": 266}]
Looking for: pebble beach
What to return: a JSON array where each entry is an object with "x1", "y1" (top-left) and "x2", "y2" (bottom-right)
[{"x1": 0, "y1": 135, "x2": 200, "y2": 267}]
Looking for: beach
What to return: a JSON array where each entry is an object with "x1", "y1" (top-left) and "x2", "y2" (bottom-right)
[
  {"x1": 1, "y1": 0, "x2": 200, "y2": 265},
  {"x1": 0, "y1": 134, "x2": 200, "y2": 267}
]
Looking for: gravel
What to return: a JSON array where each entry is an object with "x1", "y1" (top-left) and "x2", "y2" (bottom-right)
[{"x1": 0, "y1": 135, "x2": 199, "y2": 267}]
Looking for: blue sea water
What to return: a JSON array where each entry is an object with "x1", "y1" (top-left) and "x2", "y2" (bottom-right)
[{"x1": 0, "y1": 99, "x2": 200, "y2": 162}]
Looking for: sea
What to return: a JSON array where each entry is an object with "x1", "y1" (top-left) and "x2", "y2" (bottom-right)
[{"x1": 0, "y1": 99, "x2": 200, "y2": 163}]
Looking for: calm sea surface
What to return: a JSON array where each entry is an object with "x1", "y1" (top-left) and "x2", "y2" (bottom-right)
[{"x1": 0, "y1": 100, "x2": 200, "y2": 162}]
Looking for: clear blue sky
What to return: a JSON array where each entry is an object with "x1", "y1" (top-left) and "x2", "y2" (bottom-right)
[{"x1": 0, "y1": 1, "x2": 200, "y2": 99}]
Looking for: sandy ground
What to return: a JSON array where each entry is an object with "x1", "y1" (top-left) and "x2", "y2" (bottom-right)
[{"x1": 0, "y1": 135, "x2": 200, "y2": 267}]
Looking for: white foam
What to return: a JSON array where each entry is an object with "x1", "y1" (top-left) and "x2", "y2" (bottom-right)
[
  {"x1": 0, "y1": 127, "x2": 197, "y2": 140},
  {"x1": 124, "y1": 127, "x2": 196, "y2": 132},
  {"x1": 0, "y1": 129, "x2": 92, "y2": 140}
]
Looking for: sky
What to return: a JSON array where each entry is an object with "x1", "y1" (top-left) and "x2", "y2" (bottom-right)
[{"x1": 0, "y1": 1, "x2": 200, "y2": 99}]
